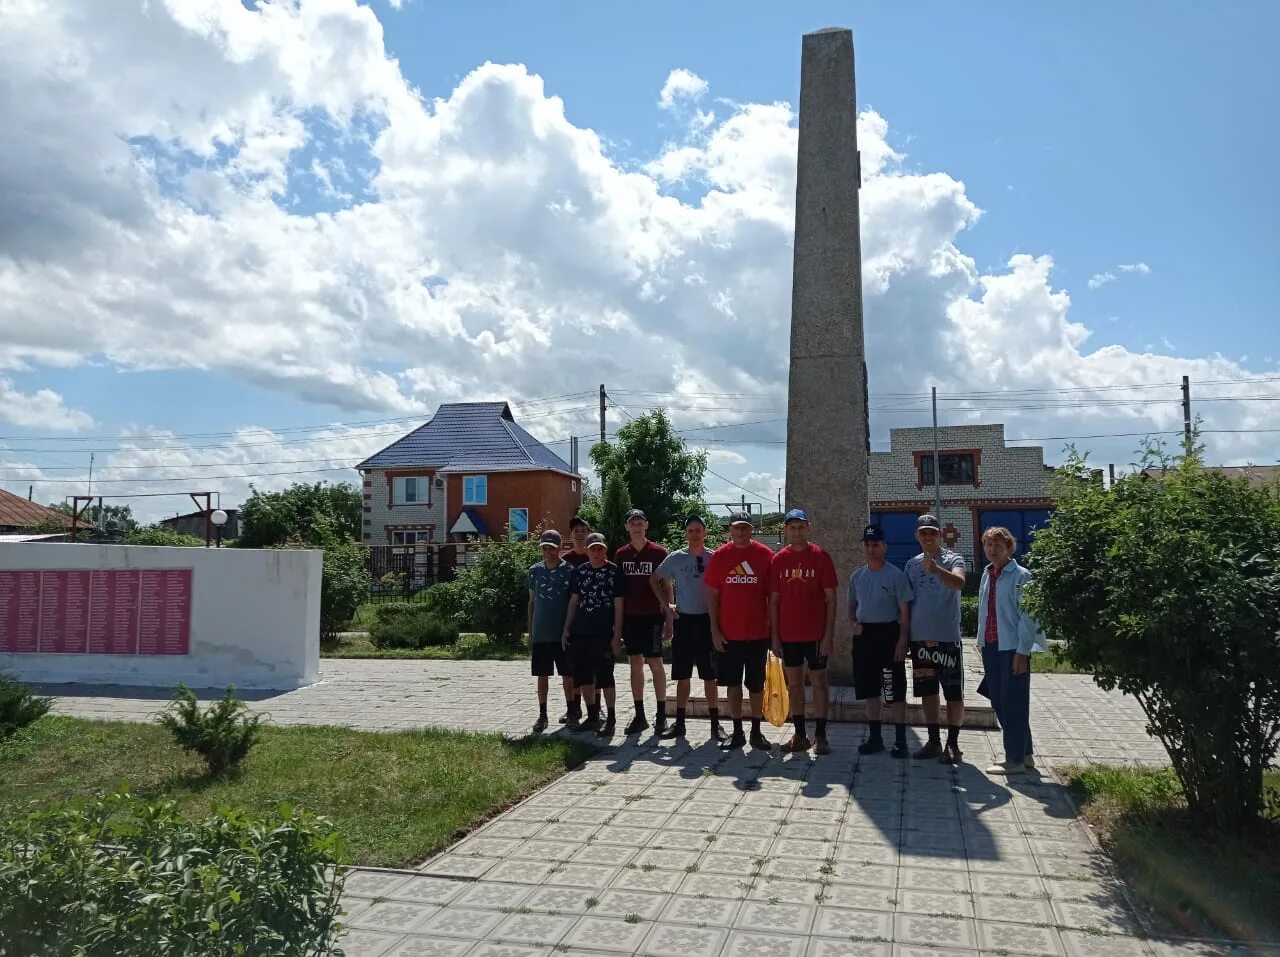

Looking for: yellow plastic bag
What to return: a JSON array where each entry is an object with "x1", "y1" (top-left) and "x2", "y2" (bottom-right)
[{"x1": 763, "y1": 652, "x2": 790, "y2": 728}]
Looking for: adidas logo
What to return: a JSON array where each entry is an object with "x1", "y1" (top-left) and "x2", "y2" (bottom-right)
[
  {"x1": 726, "y1": 560, "x2": 758, "y2": 585},
  {"x1": 729, "y1": 561, "x2": 756, "y2": 576}
]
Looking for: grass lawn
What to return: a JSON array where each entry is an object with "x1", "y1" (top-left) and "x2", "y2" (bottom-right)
[
  {"x1": 1036, "y1": 644, "x2": 1088, "y2": 674},
  {"x1": 1067, "y1": 765, "x2": 1280, "y2": 943},
  {"x1": 321, "y1": 632, "x2": 526, "y2": 660},
  {"x1": 0, "y1": 716, "x2": 595, "y2": 868}
]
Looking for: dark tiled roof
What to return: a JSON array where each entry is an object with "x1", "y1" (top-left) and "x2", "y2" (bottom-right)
[
  {"x1": 0, "y1": 487, "x2": 76, "y2": 529},
  {"x1": 358, "y1": 402, "x2": 576, "y2": 474}
]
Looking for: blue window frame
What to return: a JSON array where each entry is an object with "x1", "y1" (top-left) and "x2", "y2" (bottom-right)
[
  {"x1": 508, "y1": 508, "x2": 529, "y2": 541},
  {"x1": 462, "y1": 475, "x2": 487, "y2": 505}
]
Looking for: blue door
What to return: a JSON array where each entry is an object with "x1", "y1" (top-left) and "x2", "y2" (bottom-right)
[
  {"x1": 870, "y1": 512, "x2": 921, "y2": 568},
  {"x1": 978, "y1": 508, "x2": 1054, "y2": 561}
]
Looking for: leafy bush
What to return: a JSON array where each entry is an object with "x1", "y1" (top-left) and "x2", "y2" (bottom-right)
[
  {"x1": 0, "y1": 673, "x2": 51, "y2": 741},
  {"x1": 237, "y1": 481, "x2": 362, "y2": 549},
  {"x1": 434, "y1": 541, "x2": 542, "y2": 645},
  {"x1": 158, "y1": 685, "x2": 262, "y2": 776},
  {"x1": 369, "y1": 604, "x2": 460, "y2": 649},
  {"x1": 0, "y1": 792, "x2": 346, "y2": 957},
  {"x1": 320, "y1": 539, "x2": 371, "y2": 641},
  {"x1": 121, "y1": 527, "x2": 206, "y2": 547},
  {"x1": 960, "y1": 595, "x2": 979, "y2": 637},
  {"x1": 1024, "y1": 440, "x2": 1280, "y2": 830}
]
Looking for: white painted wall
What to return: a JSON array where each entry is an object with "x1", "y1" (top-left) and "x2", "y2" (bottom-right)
[{"x1": 0, "y1": 543, "x2": 321, "y2": 690}]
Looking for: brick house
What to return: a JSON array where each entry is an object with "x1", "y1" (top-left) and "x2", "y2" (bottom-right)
[
  {"x1": 356, "y1": 402, "x2": 581, "y2": 546},
  {"x1": 868, "y1": 424, "x2": 1055, "y2": 567}
]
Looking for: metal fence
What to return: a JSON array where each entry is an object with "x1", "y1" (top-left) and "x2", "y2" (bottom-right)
[{"x1": 364, "y1": 543, "x2": 453, "y2": 603}]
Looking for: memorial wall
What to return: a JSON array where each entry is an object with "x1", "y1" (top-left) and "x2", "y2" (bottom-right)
[{"x1": 0, "y1": 543, "x2": 321, "y2": 690}]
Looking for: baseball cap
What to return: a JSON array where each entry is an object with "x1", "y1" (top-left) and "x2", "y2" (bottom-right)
[
  {"x1": 585, "y1": 532, "x2": 608, "y2": 549},
  {"x1": 683, "y1": 514, "x2": 706, "y2": 528},
  {"x1": 783, "y1": 508, "x2": 810, "y2": 524},
  {"x1": 539, "y1": 529, "x2": 562, "y2": 548},
  {"x1": 568, "y1": 515, "x2": 590, "y2": 530},
  {"x1": 861, "y1": 524, "x2": 885, "y2": 542},
  {"x1": 625, "y1": 508, "x2": 647, "y2": 522},
  {"x1": 916, "y1": 514, "x2": 942, "y2": 532},
  {"x1": 728, "y1": 510, "x2": 754, "y2": 527}
]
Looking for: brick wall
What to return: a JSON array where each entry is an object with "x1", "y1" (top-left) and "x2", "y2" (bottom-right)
[
  {"x1": 444, "y1": 470, "x2": 581, "y2": 539},
  {"x1": 362, "y1": 469, "x2": 447, "y2": 544}
]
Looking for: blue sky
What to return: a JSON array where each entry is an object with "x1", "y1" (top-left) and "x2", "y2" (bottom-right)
[{"x1": 1, "y1": 0, "x2": 1277, "y2": 516}]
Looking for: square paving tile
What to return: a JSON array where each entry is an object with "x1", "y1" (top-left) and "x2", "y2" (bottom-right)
[
  {"x1": 811, "y1": 905, "x2": 894, "y2": 941},
  {"x1": 381, "y1": 937, "x2": 473, "y2": 957},
  {"x1": 523, "y1": 885, "x2": 596, "y2": 914},
  {"x1": 543, "y1": 863, "x2": 620, "y2": 889},
  {"x1": 638, "y1": 921, "x2": 730, "y2": 956},
  {"x1": 482, "y1": 859, "x2": 559, "y2": 885},
  {"x1": 1060, "y1": 929, "x2": 1156, "y2": 957},
  {"x1": 562, "y1": 915, "x2": 653, "y2": 953},
  {"x1": 970, "y1": 872, "x2": 1046, "y2": 900},
  {"x1": 659, "y1": 893, "x2": 741, "y2": 927},
  {"x1": 337, "y1": 929, "x2": 403, "y2": 957},
  {"x1": 749, "y1": 876, "x2": 820, "y2": 905},
  {"x1": 897, "y1": 867, "x2": 969, "y2": 894},
  {"x1": 612, "y1": 866, "x2": 686, "y2": 894},
  {"x1": 976, "y1": 920, "x2": 1065, "y2": 957},
  {"x1": 896, "y1": 890, "x2": 974, "y2": 918},
  {"x1": 892, "y1": 912, "x2": 978, "y2": 951},
  {"x1": 347, "y1": 901, "x2": 438, "y2": 934},
  {"x1": 735, "y1": 900, "x2": 816, "y2": 934},
  {"x1": 806, "y1": 938, "x2": 892, "y2": 957},
  {"x1": 344, "y1": 870, "x2": 415, "y2": 899},
  {"x1": 1051, "y1": 899, "x2": 1141, "y2": 935},
  {"x1": 973, "y1": 893, "x2": 1055, "y2": 925},
  {"x1": 418, "y1": 854, "x2": 498, "y2": 879},
  {"x1": 415, "y1": 906, "x2": 505, "y2": 940},
  {"x1": 588, "y1": 888, "x2": 669, "y2": 920},
  {"x1": 489, "y1": 911, "x2": 576, "y2": 945},
  {"x1": 453, "y1": 881, "x2": 532, "y2": 911},
  {"x1": 722, "y1": 929, "x2": 808, "y2": 957},
  {"x1": 467, "y1": 944, "x2": 550, "y2": 957}
]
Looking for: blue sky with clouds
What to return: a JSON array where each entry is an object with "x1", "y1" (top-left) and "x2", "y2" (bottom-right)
[{"x1": 1, "y1": 0, "x2": 1277, "y2": 519}]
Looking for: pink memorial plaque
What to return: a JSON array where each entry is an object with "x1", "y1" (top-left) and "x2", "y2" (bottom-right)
[
  {"x1": 38, "y1": 570, "x2": 91, "y2": 654},
  {"x1": 0, "y1": 571, "x2": 42, "y2": 654},
  {"x1": 138, "y1": 569, "x2": 192, "y2": 656},
  {"x1": 87, "y1": 569, "x2": 141, "y2": 655}
]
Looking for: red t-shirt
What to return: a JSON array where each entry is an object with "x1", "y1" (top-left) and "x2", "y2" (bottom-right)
[
  {"x1": 561, "y1": 550, "x2": 591, "y2": 567},
  {"x1": 769, "y1": 544, "x2": 838, "y2": 643},
  {"x1": 706, "y1": 540, "x2": 775, "y2": 641},
  {"x1": 614, "y1": 540, "x2": 668, "y2": 617}
]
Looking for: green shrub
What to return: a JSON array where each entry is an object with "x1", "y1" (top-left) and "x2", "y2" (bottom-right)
[
  {"x1": 158, "y1": 685, "x2": 262, "y2": 776},
  {"x1": 1024, "y1": 440, "x2": 1280, "y2": 830},
  {"x1": 439, "y1": 540, "x2": 542, "y2": 646},
  {"x1": 960, "y1": 595, "x2": 979, "y2": 637},
  {"x1": 320, "y1": 539, "x2": 371, "y2": 641},
  {"x1": 121, "y1": 527, "x2": 206, "y2": 547},
  {"x1": 0, "y1": 792, "x2": 346, "y2": 957},
  {"x1": 0, "y1": 673, "x2": 51, "y2": 741},
  {"x1": 369, "y1": 604, "x2": 460, "y2": 649}
]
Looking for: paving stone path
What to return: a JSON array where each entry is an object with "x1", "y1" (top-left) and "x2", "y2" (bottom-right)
[{"x1": 36, "y1": 660, "x2": 1268, "y2": 955}]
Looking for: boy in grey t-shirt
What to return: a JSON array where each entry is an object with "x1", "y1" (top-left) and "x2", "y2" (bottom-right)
[{"x1": 904, "y1": 514, "x2": 968, "y2": 764}]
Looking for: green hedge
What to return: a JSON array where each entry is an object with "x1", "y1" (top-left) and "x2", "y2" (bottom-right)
[
  {"x1": 0, "y1": 793, "x2": 346, "y2": 956},
  {"x1": 961, "y1": 595, "x2": 979, "y2": 637},
  {"x1": 370, "y1": 603, "x2": 461, "y2": 649}
]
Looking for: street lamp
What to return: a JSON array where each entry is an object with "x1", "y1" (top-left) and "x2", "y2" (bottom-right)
[{"x1": 210, "y1": 509, "x2": 228, "y2": 548}]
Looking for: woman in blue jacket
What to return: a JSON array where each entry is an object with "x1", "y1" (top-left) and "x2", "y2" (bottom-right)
[{"x1": 976, "y1": 526, "x2": 1047, "y2": 776}]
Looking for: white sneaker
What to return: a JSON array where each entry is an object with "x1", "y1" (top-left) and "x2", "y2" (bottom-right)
[{"x1": 986, "y1": 761, "x2": 1026, "y2": 776}]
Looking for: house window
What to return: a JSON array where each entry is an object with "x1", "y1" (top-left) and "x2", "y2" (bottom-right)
[
  {"x1": 463, "y1": 475, "x2": 487, "y2": 505},
  {"x1": 920, "y1": 453, "x2": 977, "y2": 487},
  {"x1": 393, "y1": 476, "x2": 430, "y2": 505},
  {"x1": 391, "y1": 530, "x2": 430, "y2": 545},
  {"x1": 508, "y1": 508, "x2": 529, "y2": 541}
]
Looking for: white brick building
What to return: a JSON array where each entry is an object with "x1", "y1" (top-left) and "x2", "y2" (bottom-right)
[{"x1": 869, "y1": 424, "x2": 1055, "y2": 568}]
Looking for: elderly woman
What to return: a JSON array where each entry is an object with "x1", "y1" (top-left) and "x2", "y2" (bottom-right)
[{"x1": 976, "y1": 526, "x2": 1048, "y2": 776}]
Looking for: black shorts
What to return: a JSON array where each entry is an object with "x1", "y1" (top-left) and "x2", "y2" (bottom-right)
[
  {"x1": 623, "y1": 615, "x2": 664, "y2": 658},
  {"x1": 671, "y1": 614, "x2": 715, "y2": 681},
  {"x1": 910, "y1": 641, "x2": 964, "y2": 702},
  {"x1": 852, "y1": 621, "x2": 907, "y2": 703},
  {"x1": 781, "y1": 641, "x2": 828, "y2": 672},
  {"x1": 569, "y1": 633, "x2": 615, "y2": 690},
  {"x1": 531, "y1": 642, "x2": 569, "y2": 678},
  {"x1": 717, "y1": 638, "x2": 769, "y2": 692}
]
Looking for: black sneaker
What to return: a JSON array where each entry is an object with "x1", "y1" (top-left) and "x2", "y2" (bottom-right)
[
  {"x1": 558, "y1": 711, "x2": 572, "y2": 725},
  {"x1": 624, "y1": 715, "x2": 650, "y2": 736},
  {"x1": 749, "y1": 732, "x2": 774, "y2": 753},
  {"x1": 857, "y1": 737, "x2": 885, "y2": 755},
  {"x1": 719, "y1": 730, "x2": 747, "y2": 751},
  {"x1": 890, "y1": 742, "x2": 910, "y2": 759},
  {"x1": 710, "y1": 722, "x2": 729, "y2": 742},
  {"x1": 532, "y1": 715, "x2": 549, "y2": 734},
  {"x1": 597, "y1": 715, "x2": 615, "y2": 738},
  {"x1": 914, "y1": 740, "x2": 943, "y2": 760},
  {"x1": 654, "y1": 713, "x2": 668, "y2": 736},
  {"x1": 580, "y1": 716, "x2": 601, "y2": 733},
  {"x1": 564, "y1": 715, "x2": 581, "y2": 732},
  {"x1": 659, "y1": 722, "x2": 686, "y2": 740}
]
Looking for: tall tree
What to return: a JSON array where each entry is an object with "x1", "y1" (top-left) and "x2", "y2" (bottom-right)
[
  {"x1": 236, "y1": 481, "x2": 361, "y2": 548},
  {"x1": 599, "y1": 469, "x2": 631, "y2": 553},
  {"x1": 589, "y1": 410, "x2": 707, "y2": 538}
]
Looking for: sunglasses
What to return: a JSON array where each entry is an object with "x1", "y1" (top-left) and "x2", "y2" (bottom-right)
[{"x1": 695, "y1": 555, "x2": 704, "y2": 574}]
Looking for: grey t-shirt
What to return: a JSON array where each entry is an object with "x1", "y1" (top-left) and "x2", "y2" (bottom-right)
[
  {"x1": 654, "y1": 548, "x2": 710, "y2": 615},
  {"x1": 905, "y1": 550, "x2": 966, "y2": 644},
  {"x1": 526, "y1": 560, "x2": 575, "y2": 644},
  {"x1": 849, "y1": 563, "x2": 914, "y2": 624}
]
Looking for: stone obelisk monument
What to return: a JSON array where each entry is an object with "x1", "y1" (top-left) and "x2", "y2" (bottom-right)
[{"x1": 785, "y1": 27, "x2": 867, "y2": 687}]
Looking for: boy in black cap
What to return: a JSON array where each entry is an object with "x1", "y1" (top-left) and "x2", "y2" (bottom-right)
[
  {"x1": 849, "y1": 524, "x2": 915, "y2": 757},
  {"x1": 526, "y1": 530, "x2": 576, "y2": 732},
  {"x1": 562, "y1": 532, "x2": 623, "y2": 735},
  {"x1": 615, "y1": 508, "x2": 669, "y2": 735}
]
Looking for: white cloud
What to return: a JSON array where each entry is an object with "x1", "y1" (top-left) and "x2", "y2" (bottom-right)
[
  {"x1": 1089, "y1": 261, "x2": 1151, "y2": 290},
  {"x1": 705, "y1": 448, "x2": 746, "y2": 465},
  {"x1": 1088, "y1": 272, "x2": 1116, "y2": 290},
  {"x1": 0, "y1": 3, "x2": 1276, "y2": 520},
  {"x1": 0, "y1": 379, "x2": 93, "y2": 430},
  {"x1": 658, "y1": 68, "x2": 709, "y2": 110}
]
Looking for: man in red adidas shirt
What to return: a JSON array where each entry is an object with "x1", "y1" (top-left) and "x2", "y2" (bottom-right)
[
  {"x1": 769, "y1": 508, "x2": 838, "y2": 755},
  {"x1": 706, "y1": 510, "x2": 775, "y2": 752}
]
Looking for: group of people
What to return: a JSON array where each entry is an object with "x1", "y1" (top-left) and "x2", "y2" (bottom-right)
[{"x1": 526, "y1": 507, "x2": 1045, "y2": 775}]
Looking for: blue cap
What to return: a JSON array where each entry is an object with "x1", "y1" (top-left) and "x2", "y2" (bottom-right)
[{"x1": 783, "y1": 508, "x2": 810, "y2": 524}]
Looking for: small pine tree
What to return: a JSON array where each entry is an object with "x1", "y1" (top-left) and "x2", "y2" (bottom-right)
[{"x1": 600, "y1": 469, "x2": 631, "y2": 553}]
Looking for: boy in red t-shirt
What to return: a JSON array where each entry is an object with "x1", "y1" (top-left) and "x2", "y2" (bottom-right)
[
  {"x1": 705, "y1": 510, "x2": 775, "y2": 752},
  {"x1": 769, "y1": 508, "x2": 838, "y2": 755}
]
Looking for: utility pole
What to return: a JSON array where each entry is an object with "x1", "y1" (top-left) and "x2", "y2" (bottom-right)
[
  {"x1": 1181, "y1": 375, "x2": 1193, "y2": 453},
  {"x1": 777, "y1": 489, "x2": 783, "y2": 517},
  {"x1": 1108, "y1": 463, "x2": 1116, "y2": 488},
  {"x1": 598, "y1": 384, "x2": 606, "y2": 445},
  {"x1": 931, "y1": 386, "x2": 942, "y2": 519}
]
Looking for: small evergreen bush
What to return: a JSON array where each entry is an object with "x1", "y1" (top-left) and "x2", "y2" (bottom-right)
[
  {"x1": 369, "y1": 604, "x2": 460, "y2": 649},
  {"x1": 158, "y1": 685, "x2": 262, "y2": 776},
  {"x1": 0, "y1": 673, "x2": 51, "y2": 741},
  {"x1": 960, "y1": 596, "x2": 979, "y2": 637}
]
